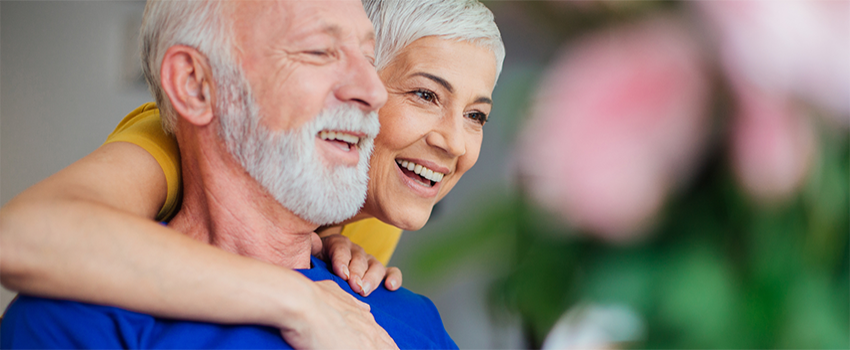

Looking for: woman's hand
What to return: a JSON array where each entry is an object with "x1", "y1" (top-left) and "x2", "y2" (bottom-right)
[
  {"x1": 282, "y1": 279, "x2": 397, "y2": 349},
  {"x1": 313, "y1": 233, "x2": 403, "y2": 296}
]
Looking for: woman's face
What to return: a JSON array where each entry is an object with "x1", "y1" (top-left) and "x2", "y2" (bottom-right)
[{"x1": 361, "y1": 36, "x2": 498, "y2": 230}]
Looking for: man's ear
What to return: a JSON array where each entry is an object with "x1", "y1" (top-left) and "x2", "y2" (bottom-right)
[{"x1": 160, "y1": 45, "x2": 215, "y2": 127}]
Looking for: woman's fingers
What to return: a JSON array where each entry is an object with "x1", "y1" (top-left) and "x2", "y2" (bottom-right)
[
  {"x1": 322, "y1": 235, "x2": 352, "y2": 281},
  {"x1": 346, "y1": 244, "x2": 370, "y2": 295},
  {"x1": 319, "y1": 234, "x2": 401, "y2": 296},
  {"x1": 360, "y1": 257, "x2": 389, "y2": 296},
  {"x1": 383, "y1": 267, "x2": 402, "y2": 291}
]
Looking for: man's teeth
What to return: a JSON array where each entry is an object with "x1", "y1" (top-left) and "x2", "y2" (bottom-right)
[
  {"x1": 395, "y1": 160, "x2": 445, "y2": 183},
  {"x1": 319, "y1": 131, "x2": 360, "y2": 145}
]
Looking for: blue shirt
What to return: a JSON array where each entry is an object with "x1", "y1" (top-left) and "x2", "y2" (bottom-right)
[{"x1": 1, "y1": 256, "x2": 457, "y2": 349}]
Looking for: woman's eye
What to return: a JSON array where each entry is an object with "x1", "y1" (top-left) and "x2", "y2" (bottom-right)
[
  {"x1": 413, "y1": 89, "x2": 436, "y2": 103},
  {"x1": 466, "y1": 111, "x2": 488, "y2": 125}
]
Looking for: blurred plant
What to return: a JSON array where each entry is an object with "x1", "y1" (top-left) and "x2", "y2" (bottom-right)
[
  {"x1": 542, "y1": 303, "x2": 645, "y2": 350},
  {"x1": 411, "y1": 0, "x2": 849, "y2": 348}
]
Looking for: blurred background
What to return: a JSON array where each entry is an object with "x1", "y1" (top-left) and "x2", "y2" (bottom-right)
[{"x1": 1, "y1": 1, "x2": 848, "y2": 349}]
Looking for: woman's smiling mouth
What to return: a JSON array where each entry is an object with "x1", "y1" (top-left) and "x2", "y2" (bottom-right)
[{"x1": 395, "y1": 159, "x2": 445, "y2": 188}]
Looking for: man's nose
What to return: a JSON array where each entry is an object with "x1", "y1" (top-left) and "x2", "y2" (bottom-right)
[{"x1": 334, "y1": 53, "x2": 388, "y2": 112}]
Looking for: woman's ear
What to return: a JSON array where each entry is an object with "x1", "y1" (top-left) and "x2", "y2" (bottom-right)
[{"x1": 160, "y1": 45, "x2": 215, "y2": 127}]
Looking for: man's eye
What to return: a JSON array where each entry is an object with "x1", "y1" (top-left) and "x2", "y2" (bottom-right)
[
  {"x1": 307, "y1": 50, "x2": 329, "y2": 57},
  {"x1": 413, "y1": 89, "x2": 436, "y2": 103},
  {"x1": 466, "y1": 111, "x2": 488, "y2": 125}
]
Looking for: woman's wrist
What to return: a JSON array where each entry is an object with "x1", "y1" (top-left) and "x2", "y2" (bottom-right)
[{"x1": 263, "y1": 268, "x2": 319, "y2": 331}]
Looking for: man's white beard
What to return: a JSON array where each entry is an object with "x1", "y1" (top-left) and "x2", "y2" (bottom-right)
[{"x1": 216, "y1": 74, "x2": 379, "y2": 225}]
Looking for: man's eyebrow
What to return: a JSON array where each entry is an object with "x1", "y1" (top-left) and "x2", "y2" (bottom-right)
[
  {"x1": 319, "y1": 23, "x2": 343, "y2": 37},
  {"x1": 411, "y1": 72, "x2": 454, "y2": 94},
  {"x1": 291, "y1": 22, "x2": 341, "y2": 43},
  {"x1": 363, "y1": 30, "x2": 375, "y2": 43},
  {"x1": 315, "y1": 22, "x2": 374, "y2": 43}
]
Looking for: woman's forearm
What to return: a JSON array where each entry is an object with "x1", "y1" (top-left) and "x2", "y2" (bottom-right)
[
  {"x1": 0, "y1": 194, "x2": 317, "y2": 328},
  {"x1": 0, "y1": 142, "x2": 309, "y2": 328}
]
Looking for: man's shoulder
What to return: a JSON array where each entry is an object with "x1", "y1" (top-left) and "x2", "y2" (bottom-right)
[
  {"x1": 367, "y1": 286, "x2": 457, "y2": 349},
  {"x1": 304, "y1": 257, "x2": 456, "y2": 349},
  {"x1": 2, "y1": 263, "x2": 457, "y2": 350},
  {"x1": 1, "y1": 295, "x2": 150, "y2": 348},
  {"x1": 1, "y1": 295, "x2": 288, "y2": 349}
]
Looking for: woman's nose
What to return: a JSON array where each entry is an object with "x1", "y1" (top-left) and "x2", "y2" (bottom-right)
[{"x1": 426, "y1": 113, "x2": 466, "y2": 158}]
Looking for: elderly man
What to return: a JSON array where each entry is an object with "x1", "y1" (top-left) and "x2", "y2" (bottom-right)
[{"x1": 0, "y1": 1, "x2": 455, "y2": 349}]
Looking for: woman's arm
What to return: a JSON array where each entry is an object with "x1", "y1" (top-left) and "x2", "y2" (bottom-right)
[{"x1": 0, "y1": 142, "x2": 395, "y2": 349}]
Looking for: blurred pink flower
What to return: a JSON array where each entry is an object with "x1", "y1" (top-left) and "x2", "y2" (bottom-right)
[
  {"x1": 696, "y1": 0, "x2": 850, "y2": 121},
  {"x1": 518, "y1": 17, "x2": 711, "y2": 243},
  {"x1": 729, "y1": 82, "x2": 817, "y2": 203}
]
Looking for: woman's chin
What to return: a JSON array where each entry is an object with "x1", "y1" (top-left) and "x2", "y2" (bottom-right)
[
  {"x1": 384, "y1": 209, "x2": 433, "y2": 231},
  {"x1": 398, "y1": 221, "x2": 426, "y2": 231}
]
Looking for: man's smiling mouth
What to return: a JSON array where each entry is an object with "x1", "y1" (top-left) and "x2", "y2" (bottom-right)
[{"x1": 319, "y1": 130, "x2": 362, "y2": 151}]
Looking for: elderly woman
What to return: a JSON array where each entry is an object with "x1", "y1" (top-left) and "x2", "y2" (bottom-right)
[{"x1": 0, "y1": 0, "x2": 503, "y2": 347}]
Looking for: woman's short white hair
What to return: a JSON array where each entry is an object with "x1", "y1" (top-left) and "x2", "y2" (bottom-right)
[
  {"x1": 140, "y1": 0, "x2": 237, "y2": 134},
  {"x1": 364, "y1": 0, "x2": 505, "y2": 81}
]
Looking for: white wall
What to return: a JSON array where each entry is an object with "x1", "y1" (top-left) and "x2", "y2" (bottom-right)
[{"x1": 1, "y1": 0, "x2": 152, "y2": 310}]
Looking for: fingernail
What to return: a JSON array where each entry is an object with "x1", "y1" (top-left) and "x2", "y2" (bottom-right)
[
  {"x1": 343, "y1": 266, "x2": 350, "y2": 280},
  {"x1": 361, "y1": 282, "x2": 371, "y2": 295},
  {"x1": 390, "y1": 280, "x2": 397, "y2": 289}
]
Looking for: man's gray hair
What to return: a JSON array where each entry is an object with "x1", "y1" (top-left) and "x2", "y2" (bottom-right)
[
  {"x1": 364, "y1": 0, "x2": 505, "y2": 81},
  {"x1": 141, "y1": 0, "x2": 505, "y2": 133},
  {"x1": 140, "y1": 0, "x2": 237, "y2": 135}
]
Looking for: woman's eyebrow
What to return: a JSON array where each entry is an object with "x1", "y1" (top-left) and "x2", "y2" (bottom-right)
[
  {"x1": 475, "y1": 96, "x2": 493, "y2": 105},
  {"x1": 411, "y1": 72, "x2": 453, "y2": 93},
  {"x1": 410, "y1": 72, "x2": 491, "y2": 105}
]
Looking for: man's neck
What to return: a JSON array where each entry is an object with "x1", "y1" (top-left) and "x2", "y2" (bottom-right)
[
  {"x1": 168, "y1": 123, "x2": 316, "y2": 269},
  {"x1": 317, "y1": 211, "x2": 374, "y2": 237}
]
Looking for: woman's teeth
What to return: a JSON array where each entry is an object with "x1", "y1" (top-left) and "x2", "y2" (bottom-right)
[
  {"x1": 396, "y1": 159, "x2": 444, "y2": 183},
  {"x1": 319, "y1": 131, "x2": 360, "y2": 146}
]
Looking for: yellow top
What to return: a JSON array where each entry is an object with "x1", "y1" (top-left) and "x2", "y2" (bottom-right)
[
  {"x1": 104, "y1": 103, "x2": 183, "y2": 220},
  {"x1": 103, "y1": 103, "x2": 402, "y2": 265},
  {"x1": 337, "y1": 218, "x2": 402, "y2": 267}
]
